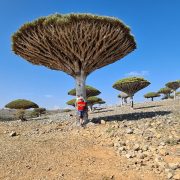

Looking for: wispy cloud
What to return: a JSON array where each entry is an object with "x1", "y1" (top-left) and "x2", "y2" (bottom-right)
[
  {"x1": 44, "y1": 94, "x2": 53, "y2": 98},
  {"x1": 125, "y1": 70, "x2": 149, "y2": 77}
]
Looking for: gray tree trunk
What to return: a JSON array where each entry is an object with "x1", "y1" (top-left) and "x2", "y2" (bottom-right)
[
  {"x1": 130, "y1": 96, "x2": 134, "y2": 109},
  {"x1": 75, "y1": 72, "x2": 88, "y2": 124},
  {"x1": 174, "y1": 90, "x2": 176, "y2": 100},
  {"x1": 121, "y1": 97, "x2": 123, "y2": 106}
]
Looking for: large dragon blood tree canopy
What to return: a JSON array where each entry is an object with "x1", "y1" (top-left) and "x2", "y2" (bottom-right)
[{"x1": 12, "y1": 13, "x2": 136, "y2": 100}]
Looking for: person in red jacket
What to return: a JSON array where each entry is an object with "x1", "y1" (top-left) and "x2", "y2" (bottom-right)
[{"x1": 76, "y1": 97, "x2": 87, "y2": 126}]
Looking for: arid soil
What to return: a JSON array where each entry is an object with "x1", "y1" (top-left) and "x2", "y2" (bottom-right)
[{"x1": 0, "y1": 99, "x2": 179, "y2": 180}]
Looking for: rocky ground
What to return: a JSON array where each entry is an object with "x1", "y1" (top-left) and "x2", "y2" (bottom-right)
[{"x1": 0, "y1": 99, "x2": 179, "y2": 180}]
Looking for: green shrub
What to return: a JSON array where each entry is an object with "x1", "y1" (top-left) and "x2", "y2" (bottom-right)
[{"x1": 32, "y1": 108, "x2": 46, "y2": 117}]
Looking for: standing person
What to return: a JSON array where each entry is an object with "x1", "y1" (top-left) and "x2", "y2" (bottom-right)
[{"x1": 76, "y1": 97, "x2": 87, "y2": 127}]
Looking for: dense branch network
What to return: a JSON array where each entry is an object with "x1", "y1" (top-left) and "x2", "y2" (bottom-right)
[{"x1": 12, "y1": 14, "x2": 136, "y2": 77}]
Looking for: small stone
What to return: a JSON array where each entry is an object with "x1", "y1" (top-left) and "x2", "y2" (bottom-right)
[
  {"x1": 126, "y1": 128, "x2": 133, "y2": 134},
  {"x1": 173, "y1": 173, "x2": 180, "y2": 180},
  {"x1": 159, "y1": 149, "x2": 169, "y2": 156},
  {"x1": 142, "y1": 145, "x2": 149, "y2": 151},
  {"x1": 168, "y1": 163, "x2": 179, "y2": 170},
  {"x1": 133, "y1": 144, "x2": 140, "y2": 151},
  {"x1": 118, "y1": 146, "x2": 126, "y2": 152},
  {"x1": 167, "y1": 172, "x2": 173, "y2": 179},
  {"x1": 159, "y1": 142, "x2": 166, "y2": 146},
  {"x1": 100, "y1": 120, "x2": 106, "y2": 124},
  {"x1": 9, "y1": 131, "x2": 17, "y2": 137},
  {"x1": 126, "y1": 154, "x2": 132, "y2": 159}
]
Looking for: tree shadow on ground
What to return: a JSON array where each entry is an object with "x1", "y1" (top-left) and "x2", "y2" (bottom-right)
[
  {"x1": 92, "y1": 109, "x2": 114, "y2": 114},
  {"x1": 91, "y1": 110, "x2": 171, "y2": 123},
  {"x1": 133, "y1": 105, "x2": 162, "y2": 110}
]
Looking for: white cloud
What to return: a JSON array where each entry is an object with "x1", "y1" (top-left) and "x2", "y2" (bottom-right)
[
  {"x1": 125, "y1": 70, "x2": 149, "y2": 77},
  {"x1": 44, "y1": 94, "x2": 53, "y2": 98}
]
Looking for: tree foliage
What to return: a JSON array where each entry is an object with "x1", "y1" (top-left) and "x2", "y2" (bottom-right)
[
  {"x1": 66, "y1": 99, "x2": 76, "y2": 107},
  {"x1": 166, "y1": 80, "x2": 180, "y2": 90},
  {"x1": 68, "y1": 85, "x2": 101, "y2": 97},
  {"x1": 118, "y1": 92, "x2": 129, "y2": 98},
  {"x1": 113, "y1": 77, "x2": 150, "y2": 96},
  {"x1": 87, "y1": 96, "x2": 103, "y2": 105},
  {"x1": 158, "y1": 87, "x2": 172, "y2": 95},
  {"x1": 5, "y1": 99, "x2": 39, "y2": 110},
  {"x1": 12, "y1": 13, "x2": 136, "y2": 77},
  {"x1": 144, "y1": 92, "x2": 160, "y2": 99}
]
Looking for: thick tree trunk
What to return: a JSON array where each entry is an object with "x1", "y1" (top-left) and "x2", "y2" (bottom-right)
[
  {"x1": 151, "y1": 97, "x2": 154, "y2": 101},
  {"x1": 75, "y1": 71, "x2": 88, "y2": 125},
  {"x1": 174, "y1": 90, "x2": 176, "y2": 100},
  {"x1": 75, "y1": 72, "x2": 86, "y2": 98},
  {"x1": 121, "y1": 97, "x2": 123, "y2": 106},
  {"x1": 130, "y1": 96, "x2": 134, "y2": 109},
  {"x1": 89, "y1": 104, "x2": 93, "y2": 112}
]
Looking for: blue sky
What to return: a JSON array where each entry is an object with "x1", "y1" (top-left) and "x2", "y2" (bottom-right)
[{"x1": 0, "y1": 0, "x2": 179, "y2": 109}]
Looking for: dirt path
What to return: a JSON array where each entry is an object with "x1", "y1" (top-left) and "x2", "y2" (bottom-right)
[{"x1": 0, "y1": 122, "x2": 163, "y2": 180}]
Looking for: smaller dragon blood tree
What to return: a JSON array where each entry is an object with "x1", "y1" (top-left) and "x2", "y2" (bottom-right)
[
  {"x1": 144, "y1": 92, "x2": 160, "y2": 101},
  {"x1": 5, "y1": 99, "x2": 39, "y2": 121},
  {"x1": 113, "y1": 77, "x2": 150, "y2": 108},
  {"x1": 158, "y1": 87, "x2": 172, "y2": 99},
  {"x1": 68, "y1": 85, "x2": 101, "y2": 98},
  {"x1": 87, "y1": 96, "x2": 103, "y2": 111},
  {"x1": 165, "y1": 80, "x2": 180, "y2": 100},
  {"x1": 118, "y1": 92, "x2": 129, "y2": 106}
]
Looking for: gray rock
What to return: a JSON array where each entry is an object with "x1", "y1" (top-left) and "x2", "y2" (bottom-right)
[
  {"x1": 133, "y1": 144, "x2": 140, "y2": 151},
  {"x1": 168, "y1": 163, "x2": 179, "y2": 170},
  {"x1": 9, "y1": 131, "x2": 17, "y2": 137},
  {"x1": 173, "y1": 173, "x2": 180, "y2": 180},
  {"x1": 167, "y1": 172, "x2": 173, "y2": 179},
  {"x1": 126, "y1": 128, "x2": 133, "y2": 134}
]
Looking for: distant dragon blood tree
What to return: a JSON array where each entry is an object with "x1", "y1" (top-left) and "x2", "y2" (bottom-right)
[
  {"x1": 144, "y1": 92, "x2": 160, "y2": 101},
  {"x1": 113, "y1": 77, "x2": 150, "y2": 108},
  {"x1": 87, "y1": 96, "x2": 103, "y2": 111},
  {"x1": 5, "y1": 99, "x2": 39, "y2": 121},
  {"x1": 68, "y1": 85, "x2": 101, "y2": 98},
  {"x1": 165, "y1": 80, "x2": 180, "y2": 100},
  {"x1": 66, "y1": 96, "x2": 104, "y2": 111},
  {"x1": 66, "y1": 99, "x2": 76, "y2": 107},
  {"x1": 158, "y1": 87, "x2": 172, "y2": 99},
  {"x1": 12, "y1": 13, "x2": 136, "y2": 121}
]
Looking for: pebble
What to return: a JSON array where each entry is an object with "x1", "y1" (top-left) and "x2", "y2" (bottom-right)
[{"x1": 9, "y1": 131, "x2": 17, "y2": 137}]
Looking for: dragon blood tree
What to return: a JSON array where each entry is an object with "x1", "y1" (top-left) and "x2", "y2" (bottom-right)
[
  {"x1": 165, "y1": 80, "x2": 180, "y2": 100},
  {"x1": 5, "y1": 99, "x2": 39, "y2": 121},
  {"x1": 113, "y1": 77, "x2": 150, "y2": 108},
  {"x1": 66, "y1": 99, "x2": 76, "y2": 107},
  {"x1": 12, "y1": 13, "x2": 136, "y2": 121},
  {"x1": 144, "y1": 92, "x2": 160, "y2": 101},
  {"x1": 118, "y1": 92, "x2": 129, "y2": 106},
  {"x1": 68, "y1": 85, "x2": 101, "y2": 98},
  {"x1": 87, "y1": 96, "x2": 103, "y2": 111},
  {"x1": 158, "y1": 87, "x2": 172, "y2": 99}
]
